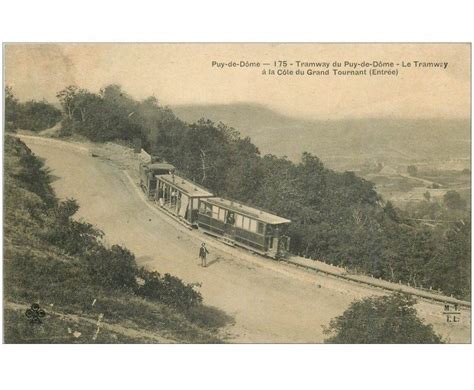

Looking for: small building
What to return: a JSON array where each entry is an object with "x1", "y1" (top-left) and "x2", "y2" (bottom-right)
[
  {"x1": 197, "y1": 198, "x2": 291, "y2": 258},
  {"x1": 155, "y1": 174, "x2": 214, "y2": 225},
  {"x1": 139, "y1": 162, "x2": 175, "y2": 198}
]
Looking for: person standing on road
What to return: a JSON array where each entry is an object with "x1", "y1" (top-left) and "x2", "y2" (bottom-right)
[{"x1": 199, "y1": 243, "x2": 209, "y2": 267}]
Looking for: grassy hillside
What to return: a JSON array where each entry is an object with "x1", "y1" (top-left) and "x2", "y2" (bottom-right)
[
  {"x1": 3, "y1": 136, "x2": 230, "y2": 343},
  {"x1": 172, "y1": 103, "x2": 470, "y2": 169}
]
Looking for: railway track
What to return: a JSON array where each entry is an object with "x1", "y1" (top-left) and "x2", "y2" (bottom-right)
[{"x1": 279, "y1": 257, "x2": 471, "y2": 309}]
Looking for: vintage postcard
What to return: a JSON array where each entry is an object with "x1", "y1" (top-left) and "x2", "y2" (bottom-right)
[{"x1": 3, "y1": 43, "x2": 471, "y2": 343}]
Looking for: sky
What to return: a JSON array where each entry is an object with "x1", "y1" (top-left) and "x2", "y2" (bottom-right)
[{"x1": 4, "y1": 43, "x2": 471, "y2": 120}]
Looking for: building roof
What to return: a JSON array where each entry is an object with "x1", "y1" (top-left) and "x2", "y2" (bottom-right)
[
  {"x1": 205, "y1": 197, "x2": 291, "y2": 225},
  {"x1": 157, "y1": 174, "x2": 214, "y2": 198}
]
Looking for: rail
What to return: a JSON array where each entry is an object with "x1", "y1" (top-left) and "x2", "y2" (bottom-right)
[{"x1": 281, "y1": 256, "x2": 471, "y2": 309}]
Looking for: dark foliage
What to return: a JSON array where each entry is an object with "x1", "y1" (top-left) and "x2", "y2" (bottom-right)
[
  {"x1": 443, "y1": 190, "x2": 467, "y2": 210},
  {"x1": 324, "y1": 293, "x2": 443, "y2": 343},
  {"x1": 56, "y1": 85, "x2": 146, "y2": 142},
  {"x1": 5, "y1": 86, "x2": 19, "y2": 131},
  {"x1": 5, "y1": 86, "x2": 61, "y2": 132},
  {"x1": 136, "y1": 270, "x2": 203, "y2": 311}
]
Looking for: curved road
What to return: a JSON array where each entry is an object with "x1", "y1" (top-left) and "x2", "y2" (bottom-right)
[{"x1": 21, "y1": 136, "x2": 471, "y2": 343}]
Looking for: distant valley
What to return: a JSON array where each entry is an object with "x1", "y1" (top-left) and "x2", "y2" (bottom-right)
[{"x1": 172, "y1": 103, "x2": 470, "y2": 172}]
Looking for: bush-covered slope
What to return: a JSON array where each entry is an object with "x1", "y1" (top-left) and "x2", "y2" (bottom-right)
[{"x1": 3, "y1": 136, "x2": 230, "y2": 343}]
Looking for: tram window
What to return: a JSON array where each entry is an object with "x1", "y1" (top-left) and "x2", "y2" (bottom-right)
[
  {"x1": 241, "y1": 219, "x2": 250, "y2": 232},
  {"x1": 249, "y1": 219, "x2": 258, "y2": 233},
  {"x1": 257, "y1": 222, "x2": 265, "y2": 234},
  {"x1": 212, "y1": 206, "x2": 219, "y2": 219},
  {"x1": 247, "y1": 218, "x2": 252, "y2": 230},
  {"x1": 249, "y1": 219, "x2": 257, "y2": 232},
  {"x1": 207, "y1": 204, "x2": 213, "y2": 216},
  {"x1": 235, "y1": 214, "x2": 243, "y2": 228},
  {"x1": 218, "y1": 208, "x2": 226, "y2": 222}
]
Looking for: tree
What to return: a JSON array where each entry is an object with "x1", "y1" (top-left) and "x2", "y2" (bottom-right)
[
  {"x1": 224, "y1": 137, "x2": 263, "y2": 202},
  {"x1": 15, "y1": 100, "x2": 62, "y2": 132},
  {"x1": 427, "y1": 219, "x2": 471, "y2": 300},
  {"x1": 383, "y1": 201, "x2": 400, "y2": 222},
  {"x1": 83, "y1": 244, "x2": 138, "y2": 291},
  {"x1": 443, "y1": 190, "x2": 466, "y2": 210},
  {"x1": 5, "y1": 87, "x2": 61, "y2": 132},
  {"x1": 56, "y1": 85, "x2": 144, "y2": 142},
  {"x1": 5, "y1": 86, "x2": 19, "y2": 131},
  {"x1": 56, "y1": 85, "x2": 80, "y2": 119},
  {"x1": 174, "y1": 119, "x2": 232, "y2": 190},
  {"x1": 324, "y1": 293, "x2": 442, "y2": 343},
  {"x1": 407, "y1": 165, "x2": 418, "y2": 176}
]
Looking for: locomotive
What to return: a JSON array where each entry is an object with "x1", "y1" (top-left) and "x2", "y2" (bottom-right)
[{"x1": 140, "y1": 162, "x2": 291, "y2": 259}]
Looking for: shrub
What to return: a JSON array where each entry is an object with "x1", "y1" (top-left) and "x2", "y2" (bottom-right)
[
  {"x1": 57, "y1": 118, "x2": 74, "y2": 137},
  {"x1": 15, "y1": 100, "x2": 62, "y2": 132},
  {"x1": 43, "y1": 199, "x2": 104, "y2": 255},
  {"x1": 136, "y1": 269, "x2": 202, "y2": 311},
  {"x1": 324, "y1": 293, "x2": 443, "y2": 344},
  {"x1": 82, "y1": 245, "x2": 139, "y2": 292}
]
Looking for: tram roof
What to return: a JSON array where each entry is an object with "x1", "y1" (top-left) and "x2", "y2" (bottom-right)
[
  {"x1": 204, "y1": 197, "x2": 291, "y2": 225},
  {"x1": 157, "y1": 174, "x2": 214, "y2": 198}
]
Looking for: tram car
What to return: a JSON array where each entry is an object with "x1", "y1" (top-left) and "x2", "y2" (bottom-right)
[
  {"x1": 197, "y1": 198, "x2": 291, "y2": 259},
  {"x1": 154, "y1": 173, "x2": 214, "y2": 226},
  {"x1": 139, "y1": 162, "x2": 175, "y2": 198},
  {"x1": 138, "y1": 162, "x2": 291, "y2": 259}
]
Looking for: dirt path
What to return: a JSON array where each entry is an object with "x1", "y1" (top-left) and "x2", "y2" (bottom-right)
[
  {"x1": 399, "y1": 173, "x2": 443, "y2": 188},
  {"x1": 5, "y1": 301, "x2": 174, "y2": 343},
  {"x1": 19, "y1": 135, "x2": 471, "y2": 343}
]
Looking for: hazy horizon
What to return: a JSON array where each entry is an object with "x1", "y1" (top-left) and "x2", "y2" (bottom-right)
[
  {"x1": 5, "y1": 43, "x2": 470, "y2": 120},
  {"x1": 170, "y1": 101, "x2": 471, "y2": 121}
]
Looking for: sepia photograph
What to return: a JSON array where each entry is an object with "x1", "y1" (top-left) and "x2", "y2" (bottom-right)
[{"x1": 2, "y1": 43, "x2": 471, "y2": 345}]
